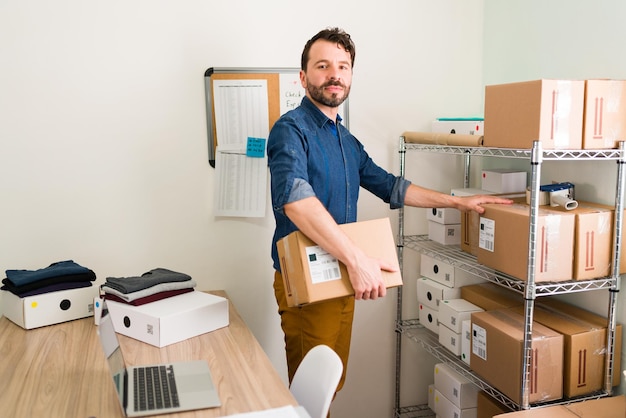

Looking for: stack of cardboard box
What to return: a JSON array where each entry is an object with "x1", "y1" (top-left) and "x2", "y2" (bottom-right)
[{"x1": 432, "y1": 362, "x2": 480, "y2": 418}]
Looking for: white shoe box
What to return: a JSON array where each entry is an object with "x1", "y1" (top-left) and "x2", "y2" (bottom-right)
[
  {"x1": 438, "y1": 323, "x2": 462, "y2": 356},
  {"x1": 106, "y1": 291, "x2": 229, "y2": 347},
  {"x1": 438, "y1": 299, "x2": 483, "y2": 333},
  {"x1": 434, "y1": 362, "x2": 479, "y2": 409},
  {"x1": 416, "y1": 277, "x2": 461, "y2": 310},
  {"x1": 418, "y1": 303, "x2": 439, "y2": 334},
  {"x1": 428, "y1": 221, "x2": 461, "y2": 245},
  {"x1": 1, "y1": 285, "x2": 96, "y2": 329},
  {"x1": 420, "y1": 254, "x2": 485, "y2": 288},
  {"x1": 427, "y1": 208, "x2": 462, "y2": 225},
  {"x1": 434, "y1": 388, "x2": 477, "y2": 418},
  {"x1": 481, "y1": 169, "x2": 527, "y2": 194},
  {"x1": 461, "y1": 319, "x2": 471, "y2": 366}
]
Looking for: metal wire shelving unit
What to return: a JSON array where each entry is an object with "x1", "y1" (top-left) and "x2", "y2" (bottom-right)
[{"x1": 393, "y1": 139, "x2": 625, "y2": 417}]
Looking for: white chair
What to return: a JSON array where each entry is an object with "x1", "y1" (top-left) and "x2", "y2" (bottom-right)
[{"x1": 289, "y1": 344, "x2": 343, "y2": 418}]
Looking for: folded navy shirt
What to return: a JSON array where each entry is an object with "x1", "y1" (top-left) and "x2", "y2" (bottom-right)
[
  {"x1": 105, "y1": 268, "x2": 192, "y2": 294},
  {"x1": 5, "y1": 260, "x2": 94, "y2": 287}
]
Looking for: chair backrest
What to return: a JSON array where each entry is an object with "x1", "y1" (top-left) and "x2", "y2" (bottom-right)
[{"x1": 289, "y1": 345, "x2": 343, "y2": 418}]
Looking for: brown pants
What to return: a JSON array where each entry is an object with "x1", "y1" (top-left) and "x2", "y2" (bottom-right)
[{"x1": 273, "y1": 271, "x2": 355, "y2": 392}]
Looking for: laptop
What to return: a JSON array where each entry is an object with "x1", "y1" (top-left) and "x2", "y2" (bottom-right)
[{"x1": 97, "y1": 300, "x2": 221, "y2": 417}]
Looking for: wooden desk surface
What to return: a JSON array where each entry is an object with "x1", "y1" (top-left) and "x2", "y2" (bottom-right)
[{"x1": 0, "y1": 290, "x2": 296, "y2": 417}]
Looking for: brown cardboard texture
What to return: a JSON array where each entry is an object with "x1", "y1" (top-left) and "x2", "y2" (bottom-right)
[
  {"x1": 538, "y1": 297, "x2": 622, "y2": 388},
  {"x1": 550, "y1": 201, "x2": 614, "y2": 280},
  {"x1": 494, "y1": 394, "x2": 626, "y2": 418},
  {"x1": 583, "y1": 79, "x2": 626, "y2": 149},
  {"x1": 476, "y1": 202, "x2": 575, "y2": 282},
  {"x1": 277, "y1": 218, "x2": 402, "y2": 307},
  {"x1": 460, "y1": 282, "x2": 523, "y2": 311},
  {"x1": 484, "y1": 79, "x2": 585, "y2": 149},
  {"x1": 477, "y1": 391, "x2": 511, "y2": 418},
  {"x1": 509, "y1": 304, "x2": 606, "y2": 398},
  {"x1": 470, "y1": 309, "x2": 563, "y2": 404}
]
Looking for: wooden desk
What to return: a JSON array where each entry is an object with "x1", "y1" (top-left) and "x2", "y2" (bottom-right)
[{"x1": 0, "y1": 291, "x2": 297, "y2": 417}]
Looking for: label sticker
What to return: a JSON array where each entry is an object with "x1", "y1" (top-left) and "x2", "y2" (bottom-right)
[
  {"x1": 479, "y1": 217, "x2": 495, "y2": 252},
  {"x1": 305, "y1": 245, "x2": 341, "y2": 284},
  {"x1": 472, "y1": 323, "x2": 487, "y2": 360}
]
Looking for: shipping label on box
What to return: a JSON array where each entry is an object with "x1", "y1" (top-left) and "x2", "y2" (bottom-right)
[
  {"x1": 277, "y1": 218, "x2": 402, "y2": 307},
  {"x1": 106, "y1": 291, "x2": 229, "y2": 347},
  {"x1": 1, "y1": 285, "x2": 96, "y2": 329},
  {"x1": 583, "y1": 80, "x2": 626, "y2": 149},
  {"x1": 484, "y1": 79, "x2": 585, "y2": 149},
  {"x1": 477, "y1": 202, "x2": 575, "y2": 282},
  {"x1": 470, "y1": 309, "x2": 564, "y2": 404}
]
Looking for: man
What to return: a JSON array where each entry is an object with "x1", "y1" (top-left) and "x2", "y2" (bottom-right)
[{"x1": 267, "y1": 27, "x2": 511, "y2": 393}]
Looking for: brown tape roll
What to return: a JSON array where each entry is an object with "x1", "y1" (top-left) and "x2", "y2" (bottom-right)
[{"x1": 402, "y1": 131, "x2": 484, "y2": 146}]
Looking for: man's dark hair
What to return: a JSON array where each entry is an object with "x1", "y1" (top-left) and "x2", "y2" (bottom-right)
[{"x1": 301, "y1": 27, "x2": 356, "y2": 71}]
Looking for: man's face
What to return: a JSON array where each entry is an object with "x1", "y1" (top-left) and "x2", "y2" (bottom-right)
[{"x1": 301, "y1": 39, "x2": 352, "y2": 109}]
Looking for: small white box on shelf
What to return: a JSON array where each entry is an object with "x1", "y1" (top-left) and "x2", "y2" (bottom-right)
[
  {"x1": 434, "y1": 388, "x2": 477, "y2": 418},
  {"x1": 418, "y1": 303, "x2": 439, "y2": 334},
  {"x1": 416, "y1": 277, "x2": 461, "y2": 310},
  {"x1": 428, "y1": 221, "x2": 461, "y2": 245},
  {"x1": 427, "y1": 207, "x2": 462, "y2": 225},
  {"x1": 438, "y1": 299, "x2": 483, "y2": 333},
  {"x1": 420, "y1": 254, "x2": 485, "y2": 288},
  {"x1": 481, "y1": 169, "x2": 527, "y2": 194},
  {"x1": 461, "y1": 319, "x2": 472, "y2": 366},
  {"x1": 434, "y1": 362, "x2": 479, "y2": 409},
  {"x1": 438, "y1": 323, "x2": 462, "y2": 356}
]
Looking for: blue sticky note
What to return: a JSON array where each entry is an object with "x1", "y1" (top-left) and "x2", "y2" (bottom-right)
[{"x1": 246, "y1": 137, "x2": 266, "y2": 158}]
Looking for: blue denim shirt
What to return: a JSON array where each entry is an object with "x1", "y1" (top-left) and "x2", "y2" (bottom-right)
[{"x1": 268, "y1": 96, "x2": 410, "y2": 271}]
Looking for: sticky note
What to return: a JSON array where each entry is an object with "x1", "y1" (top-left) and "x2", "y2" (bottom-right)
[{"x1": 246, "y1": 137, "x2": 266, "y2": 158}]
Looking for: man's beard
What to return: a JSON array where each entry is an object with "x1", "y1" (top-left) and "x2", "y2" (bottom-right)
[{"x1": 307, "y1": 80, "x2": 350, "y2": 108}]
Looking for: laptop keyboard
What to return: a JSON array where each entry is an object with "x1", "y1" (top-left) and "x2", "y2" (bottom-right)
[{"x1": 133, "y1": 365, "x2": 180, "y2": 411}]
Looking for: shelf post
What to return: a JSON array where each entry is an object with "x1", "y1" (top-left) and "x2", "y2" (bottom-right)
[{"x1": 394, "y1": 136, "x2": 406, "y2": 415}]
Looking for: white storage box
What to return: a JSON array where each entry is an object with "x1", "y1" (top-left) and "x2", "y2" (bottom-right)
[
  {"x1": 434, "y1": 388, "x2": 477, "y2": 418},
  {"x1": 1, "y1": 285, "x2": 96, "y2": 329},
  {"x1": 461, "y1": 319, "x2": 472, "y2": 366},
  {"x1": 439, "y1": 324, "x2": 462, "y2": 356},
  {"x1": 427, "y1": 207, "x2": 462, "y2": 225},
  {"x1": 418, "y1": 303, "x2": 439, "y2": 334},
  {"x1": 432, "y1": 119, "x2": 484, "y2": 136},
  {"x1": 428, "y1": 384, "x2": 436, "y2": 412},
  {"x1": 428, "y1": 221, "x2": 461, "y2": 245},
  {"x1": 481, "y1": 169, "x2": 527, "y2": 194},
  {"x1": 434, "y1": 362, "x2": 479, "y2": 409},
  {"x1": 416, "y1": 277, "x2": 461, "y2": 310},
  {"x1": 438, "y1": 299, "x2": 483, "y2": 333},
  {"x1": 106, "y1": 291, "x2": 229, "y2": 347},
  {"x1": 450, "y1": 188, "x2": 496, "y2": 197},
  {"x1": 420, "y1": 254, "x2": 485, "y2": 288}
]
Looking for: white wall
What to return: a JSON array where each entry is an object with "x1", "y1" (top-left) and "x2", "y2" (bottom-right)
[
  {"x1": 483, "y1": 0, "x2": 626, "y2": 396},
  {"x1": 0, "y1": 1, "x2": 485, "y2": 417}
]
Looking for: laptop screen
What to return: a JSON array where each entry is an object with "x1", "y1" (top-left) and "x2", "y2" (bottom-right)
[{"x1": 97, "y1": 301, "x2": 128, "y2": 412}]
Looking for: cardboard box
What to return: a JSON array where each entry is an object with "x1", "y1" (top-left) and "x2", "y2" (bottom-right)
[
  {"x1": 583, "y1": 80, "x2": 626, "y2": 149},
  {"x1": 493, "y1": 394, "x2": 626, "y2": 418},
  {"x1": 428, "y1": 221, "x2": 461, "y2": 245},
  {"x1": 427, "y1": 207, "x2": 462, "y2": 224},
  {"x1": 477, "y1": 202, "x2": 575, "y2": 282},
  {"x1": 509, "y1": 304, "x2": 607, "y2": 398},
  {"x1": 419, "y1": 303, "x2": 439, "y2": 334},
  {"x1": 484, "y1": 79, "x2": 585, "y2": 149},
  {"x1": 460, "y1": 282, "x2": 523, "y2": 311},
  {"x1": 432, "y1": 119, "x2": 484, "y2": 136},
  {"x1": 106, "y1": 291, "x2": 229, "y2": 347},
  {"x1": 538, "y1": 297, "x2": 622, "y2": 388},
  {"x1": 434, "y1": 362, "x2": 479, "y2": 409},
  {"x1": 438, "y1": 298, "x2": 483, "y2": 333},
  {"x1": 277, "y1": 218, "x2": 402, "y2": 307},
  {"x1": 552, "y1": 201, "x2": 614, "y2": 280},
  {"x1": 439, "y1": 323, "x2": 462, "y2": 356},
  {"x1": 420, "y1": 253, "x2": 485, "y2": 288},
  {"x1": 461, "y1": 319, "x2": 472, "y2": 365},
  {"x1": 470, "y1": 309, "x2": 564, "y2": 404},
  {"x1": 481, "y1": 169, "x2": 527, "y2": 194},
  {"x1": 1, "y1": 285, "x2": 96, "y2": 329},
  {"x1": 416, "y1": 277, "x2": 461, "y2": 310},
  {"x1": 434, "y1": 389, "x2": 477, "y2": 418},
  {"x1": 477, "y1": 391, "x2": 511, "y2": 418}
]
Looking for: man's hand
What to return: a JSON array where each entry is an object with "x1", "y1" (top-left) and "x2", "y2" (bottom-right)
[{"x1": 347, "y1": 254, "x2": 397, "y2": 300}]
